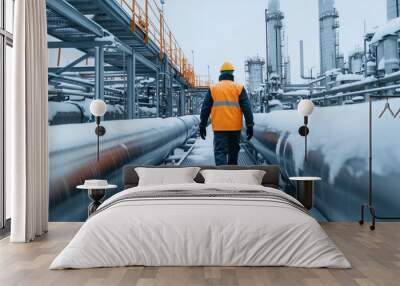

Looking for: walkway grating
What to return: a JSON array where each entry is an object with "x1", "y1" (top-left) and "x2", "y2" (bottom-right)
[{"x1": 180, "y1": 127, "x2": 256, "y2": 166}]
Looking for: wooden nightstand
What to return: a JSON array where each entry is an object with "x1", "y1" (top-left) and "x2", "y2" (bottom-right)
[{"x1": 289, "y1": 177, "x2": 321, "y2": 210}]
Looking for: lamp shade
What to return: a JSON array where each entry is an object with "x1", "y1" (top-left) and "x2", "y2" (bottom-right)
[
  {"x1": 90, "y1": 99, "x2": 107, "y2": 117},
  {"x1": 297, "y1": 99, "x2": 314, "y2": 117}
]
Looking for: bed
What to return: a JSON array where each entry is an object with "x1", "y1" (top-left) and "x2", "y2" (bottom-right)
[{"x1": 50, "y1": 165, "x2": 350, "y2": 269}]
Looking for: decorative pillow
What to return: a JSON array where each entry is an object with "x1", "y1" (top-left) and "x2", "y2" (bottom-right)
[
  {"x1": 200, "y1": 169, "x2": 266, "y2": 185},
  {"x1": 135, "y1": 167, "x2": 201, "y2": 186}
]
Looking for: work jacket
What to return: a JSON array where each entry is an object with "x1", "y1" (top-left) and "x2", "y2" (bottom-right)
[{"x1": 200, "y1": 74, "x2": 254, "y2": 131}]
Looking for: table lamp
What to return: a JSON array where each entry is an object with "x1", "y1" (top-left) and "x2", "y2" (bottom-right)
[
  {"x1": 90, "y1": 99, "x2": 107, "y2": 162},
  {"x1": 297, "y1": 99, "x2": 314, "y2": 162}
]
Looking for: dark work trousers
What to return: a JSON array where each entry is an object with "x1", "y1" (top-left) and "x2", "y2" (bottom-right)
[{"x1": 213, "y1": 131, "x2": 241, "y2": 166}]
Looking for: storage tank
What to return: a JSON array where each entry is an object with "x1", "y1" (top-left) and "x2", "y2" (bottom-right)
[
  {"x1": 245, "y1": 57, "x2": 265, "y2": 94},
  {"x1": 384, "y1": 34, "x2": 400, "y2": 73},
  {"x1": 348, "y1": 51, "x2": 363, "y2": 74}
]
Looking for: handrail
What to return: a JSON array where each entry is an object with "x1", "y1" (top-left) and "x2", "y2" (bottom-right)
[
  {"x1": 117, "y1": 0, "x2": 206, "y2": 87},
  {"x1": 195, "y1": 75, "x2": 214, "y2": 88}
]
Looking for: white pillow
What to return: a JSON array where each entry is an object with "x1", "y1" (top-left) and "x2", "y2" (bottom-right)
[
  {"x1": 200, "y1": 169, "x2": 266, "y2": 185},
  {"x1": 135, "y1": 167, "x2": 201, "y2": 186}
]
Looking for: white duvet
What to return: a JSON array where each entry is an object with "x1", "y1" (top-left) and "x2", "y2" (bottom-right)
[{"x1": 50, "y1": 183, "x2": 351, "y2": 269}]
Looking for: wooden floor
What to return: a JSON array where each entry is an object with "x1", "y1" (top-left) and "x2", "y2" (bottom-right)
[{"x1": 0, "y1": 222, "x2": 399, "y2": 286}]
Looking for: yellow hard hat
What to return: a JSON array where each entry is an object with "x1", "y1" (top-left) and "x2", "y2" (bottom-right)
[{"x1": 220, "y1": 62, "x2": 235, "y2": 72}]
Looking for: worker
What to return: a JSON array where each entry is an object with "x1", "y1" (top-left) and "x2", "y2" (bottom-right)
[{"x1": 199, "y1": 62, "x2": 254, "y2": 166}]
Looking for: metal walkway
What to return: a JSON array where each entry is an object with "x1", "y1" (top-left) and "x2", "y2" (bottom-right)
[
  {"x1": 179, "y1": 127, "x2": 256, "y2": 166},
  {"x1": 46, "y1": 0, "x2": 210, "y2": 119}
]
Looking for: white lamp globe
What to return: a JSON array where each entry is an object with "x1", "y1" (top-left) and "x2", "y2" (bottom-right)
[
  {"x1": 297, "y1": 99, "x2": 314, "y2": 117},
  {"x1": 90, "y1": 99, "x2": 107, "y2": 117}
]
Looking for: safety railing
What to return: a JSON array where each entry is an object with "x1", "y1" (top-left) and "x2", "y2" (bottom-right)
[
  {"x1": 195, "y1": 75, "x2": 213, "y2": 88},
  {"x1": 118, "y1": 0, "x2": 205, "y2": 87}
]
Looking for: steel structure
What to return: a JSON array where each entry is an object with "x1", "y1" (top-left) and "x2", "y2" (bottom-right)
[
  {"x1": 245, "y1": 57, "x2": 265, "y2": 95},
  {"x1": 360, "y1": 94, "x2": 400, "y2": 230},
  {"x1": 319, "y1": 0, "x2": 340, "y2": 74},
  {"x1": 245, "y1": 57, "x2": 265, "y2": 111},
  {"x1": 46, "y1": 0, "x2": 207, "y2": 120},
  {"x1": 308, "y1": 71, "x2": 400, "y2": 106},
  {"x1": 387, "y1": 0, "x2": 400, "y2": 20},
  {"x1": 348, "y1": 50, "x2": 364, "y2": 74}
]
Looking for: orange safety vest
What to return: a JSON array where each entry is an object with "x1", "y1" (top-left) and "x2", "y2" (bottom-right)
[{"x1": 210, "y1": 80, "x2": 243, "y2": 131}]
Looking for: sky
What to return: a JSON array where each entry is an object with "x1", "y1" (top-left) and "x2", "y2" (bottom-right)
[{"x1": 163, "y1": 0, "x2": 387, "y2": 84}]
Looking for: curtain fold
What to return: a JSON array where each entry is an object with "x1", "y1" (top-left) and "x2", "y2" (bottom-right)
[{"x1": 9, "y1": 0, "x2": 49, "y2": 242}]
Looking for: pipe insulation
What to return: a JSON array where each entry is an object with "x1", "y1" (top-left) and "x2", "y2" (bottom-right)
[
  {"x1": 249, "y1": 101, "x2": 400, "y2": 221},
  {"x1": 49, "y1": 116, "x2": 200, "y2": 206}
]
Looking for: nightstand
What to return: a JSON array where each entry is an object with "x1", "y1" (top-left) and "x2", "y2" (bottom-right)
[
  {"x1": 77, "y1": 183, "x2": 117, "y2": 216},
  {"x1": 289, "y1": 177, "x2": 321, "y2": 210}
]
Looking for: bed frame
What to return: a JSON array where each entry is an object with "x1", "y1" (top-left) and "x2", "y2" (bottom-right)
[{"x1": 123, "y1": 165, "x2": 281, "y2": 190}]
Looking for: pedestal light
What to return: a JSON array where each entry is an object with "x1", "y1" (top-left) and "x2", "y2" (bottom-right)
[
  {"x1": 297, "y1": 99, "x2": 314, "y2": 162},
  {"x1": 90, "y1": 99, "x2": 107, "y2": 162}
]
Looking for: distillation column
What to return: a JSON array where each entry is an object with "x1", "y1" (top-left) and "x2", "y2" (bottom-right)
[
  {"x1": 319, "y1": 0, "x2": 340, "y2": 74},
  {"x1": 265, "y1": 0, "x2": 284, "y2": 81},
  {"x1": 245, "y1": 57, "x2": 265, "y2": 111},
  {"x1": 387, "y1": 0, "x2": 400, "y2": 20}
]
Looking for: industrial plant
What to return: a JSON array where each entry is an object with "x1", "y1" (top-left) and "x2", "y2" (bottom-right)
[
  {"x1": 5, "y1": 1, "x2": 400, "y2": 283},
  {"x1": 247, "y1": 0, "x2": 400, "y2": 108},
  {"x1": 43, "y1": 0, "x2": 400, "y2": 223},
  {"x1": 244, "y1": 0, "x2": 400, "y2": 222}
]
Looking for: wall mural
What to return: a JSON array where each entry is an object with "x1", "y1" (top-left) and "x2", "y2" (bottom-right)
[{"x1": 48, "y1": 0, "x2": 400, "y2": 222}]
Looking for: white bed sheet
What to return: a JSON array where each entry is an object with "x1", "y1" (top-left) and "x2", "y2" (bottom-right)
[{"x1": 50, "y1": 183, "x2": 351, "y2": 269}]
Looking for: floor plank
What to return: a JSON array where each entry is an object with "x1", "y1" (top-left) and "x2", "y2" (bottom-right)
[{"x1": 0, "y1": 222, "x2": 399, "y2": 286}]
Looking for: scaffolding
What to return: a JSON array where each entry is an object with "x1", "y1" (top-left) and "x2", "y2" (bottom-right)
[{"x1": 46, "y1": 0, "x2": 208, "y2": 121}]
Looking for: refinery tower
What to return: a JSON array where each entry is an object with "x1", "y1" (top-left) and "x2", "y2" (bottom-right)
[
  {"x1": 266, "y1": 0, "x2": 284, "y2": 81},
  {"x1": 319, "y1": 0, "x2": 340, "y2": 74},
  {"x1": 387, "y1": 0, "x2": 400, "y2": 20}
]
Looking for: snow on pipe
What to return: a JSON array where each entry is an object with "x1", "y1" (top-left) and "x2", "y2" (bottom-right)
[
  {"x1": 313, "y1": 70, "x2": 400, "y2": 97},
  {"x1": 250, "y1": 101, "x2": 400, "y2": 221},
  {"x1": 49, "y1": 116, "x2": 200, "y2": 205},
  {"x1": 48, "y1": 101, "x2": 125, "y2": 125}
]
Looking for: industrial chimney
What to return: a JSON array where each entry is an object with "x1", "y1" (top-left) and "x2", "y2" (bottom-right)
[
  {"x1": 265, "y1": 0, "x2": 284, "y2": 82},
  {"x1": 387, "y1": 0, "x2": 400, "y2": 20},
  {"x1": 319, "y1": 0, "x2": 340, "y2": 74}
]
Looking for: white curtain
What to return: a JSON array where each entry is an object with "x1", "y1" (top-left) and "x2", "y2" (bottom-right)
[{"x1": 8, "y1": 0, "x2": 49, "y2": 242}]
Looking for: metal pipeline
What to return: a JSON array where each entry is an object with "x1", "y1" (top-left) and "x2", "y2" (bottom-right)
[
  {"x1": 48, "y1": 101, "x2": 126, "y2": 125},
  {"x1": 249, "y1": 103, "x2": 400, "y2": 221},
  {"x1": 312, "y1": 71, "x2": 400, "y2": 98},
  {"x1": 312, "y1": 84, "x2": 400, "y2": 101},
  {"x1": 49, "y1": 116, "x2": 200, "y2": 207},
  {"x1": 48, "y1": 73, "x2": 124, "y2": 94}
]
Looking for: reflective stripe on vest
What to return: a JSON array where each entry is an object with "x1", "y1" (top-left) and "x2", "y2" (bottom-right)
[
  {"x1": 213, "y1": 101, "x2": 240, "y2": 107},
  {"x1": 210, "y1": 81, "x2": 244, "y2": 131}
]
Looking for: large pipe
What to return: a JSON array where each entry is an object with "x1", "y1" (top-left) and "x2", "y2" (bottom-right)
[
  {"x1": 249, "y1": 103, "x2": 400, "y2": 221},
  {"x1": 312, "y1": 71, "x2": 400, "y2": 98},
  {"x1": 312, "y1": 83, "x2": 400, "y2": 101},
  {"x1": 48, "y1": 101, "x2": 126, "y2": 125},
  {"x1": 49, "y1": 116, "x2": 199, "y2": 212},
  {"x1": 48, "y1": 73, "x2": 124, "y2": 95}
]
